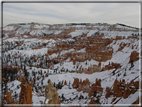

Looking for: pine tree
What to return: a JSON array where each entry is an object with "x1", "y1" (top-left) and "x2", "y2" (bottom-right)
[
  {"x1": 58, "y1": 82, "x2": 61, "y2": 89},
  {"x1": 79, "y1": 94, "x2": 82, "y2": 100},
  {"x1": 24, "y1": 65, "x2": 26, "y2": 71},
  {"x1": 124, "y1": 72, "x2": 126, "y2": 76},
  {"x1": 62, "y1": 94, "x2": 65, "y2": 101},
  {"x1": 41, "y1": 70, "x2": 42, "y2": 76},
  {"x1": 93, "y1": 91, "x2": 96, "y2": 97},
  {"x1": 96, "y1": 97, "x2": 100, "y2": 104},
  {"x1": 113, "y1": 71, "x2": 115, "y2": 75},
  {"x1": 86, "y1": 61, "x2": 87, "y2": 65},
  {"x1": 14, "y1": 91, "x2": 17, "y2": 99},
  {"x1": 62, "y1": 80, "x2": 64, "y2": 84},
  {"x1": 48, "y1": 79, "x2": 50, "y2": 83},
  {"x1": 53, "y1": 82, "x2": 56, "y2": 87},
  {"x1": 131, "y1": 60, "x2": 134, "y2": 68},
  {"x1": 66, "y1": 69, "x2": 68, "y2": 73},
  {"x1": 41, "y1": 81, "x2": 43, "y2": 85}
]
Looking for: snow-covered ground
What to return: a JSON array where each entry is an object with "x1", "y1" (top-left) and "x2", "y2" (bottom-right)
[
  {"x1": 1, "y1": 23, "x2": 141, "y2": 105},
  {"x1": 69, "y1": 30, "x2": 89, "y2": 38}
]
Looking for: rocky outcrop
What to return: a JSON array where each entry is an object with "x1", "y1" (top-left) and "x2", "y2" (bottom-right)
[
  {"x1": 87, "y1": 65, "x2": 101, "y2": 72},
  {"x1": 105, "y1": 87, "x2": 111, "y2": 99},
  {"x1": 129, "y1": 51, "x2": 139, "y2": 63},
  {"x1": 72, "y1": 78, "x2": 103, "y2": 96},
  {"x1": 77, "y1": 78, "x2": 90, "y2": 93},
  {"x1": 64, "y1": 80, "x2": 67, "y2": 85},
  {"x1": 105, "y1": 79, "x2": 139, "y2": 99},
  {"x1": 102, "y1": 62, "x2": 121, "y2": 71},
  {"x1": 89, "y1": 98, "x2": 96, "y2": 104},
  {"x1": 48, "y1": 48, "x2": 59, "y2": 55},
  {"x1": 44, "y1": 80, "x2": 61, "y2": 104},
  {"x1": 3, "y1": 90, "x2": 18, "y2": 104},
  {"x1": 45, "y1": 73, "x2": 49, "y2": 77},
  {"x1": 118, "y1": 42, "x2": 127, "y2": 51},
  {"x1": 19, "y1": 77, "x2": 33, "y2": 104},
  {"x1": 89, "y1": 78, "x2": 103, "y2": 97},
  {"x1": 89, "y1": 97, "x2": 101, "y2": 104},
  {"x1": 3, "y1": 77, "x2": 33, "y2": 104},
  {"x1": 72, "y1": 78, "x2": 80, "y2": 89}
]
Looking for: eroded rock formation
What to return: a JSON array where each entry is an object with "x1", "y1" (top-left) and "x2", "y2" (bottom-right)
[
  {"x1": 45, "y1": 73, "x2": 49, "y2": 77},
  {"x1": 72, "y1": 78, "x2": 103, "y2": 96},
  {"x1": 129, "y1": 51, "x2": 139, "y2": 63},
  {"x1": 102, "y1": 62, "x2": 121, "y2": 71},
  {"x1": 77, "y1": 78, "x2": 90, "y2": 93},
  {"x1": 19, "y1": 77, "x2": 32, "y2": 104},
  {"x1": 72, "y1": 78, "x2": 80, "y2": 89},
  {"x1": 3, "y1": 90, "x2": 18, "y2": 104},
  {"x1": 44, "y1": 80, "x2": 61, "y2": 104},
  {"x1": 89, "y1": 78, "x2": 103, "y2": 97},
  {"x1": 105, "y1": 79, "x2": 139, "y2": 99},
  {"x1": 64, "y1": 80, "x2": 67, "y2": 85}
]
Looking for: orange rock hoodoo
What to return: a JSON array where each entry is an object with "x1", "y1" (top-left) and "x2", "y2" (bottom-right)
[
  {"x1": 105, "y1": 79, "x2": 139, "y2": 99},
  {"x1": 72, "y1": 78, "x2": 103, "y2": 96},
  {"x1": 72, "y1": 78, "x2": 80, "y2": 88},
  {"x1": 3, "y1": 77, "x2": 33, "y2": 105},
  {"x1": 64, "y1": 80, "x2": 67, "y2": 85},
  {"x1": 129, "y1": 51, "x2": 139, "y2": 63},
  {"x1": 45, "y1": 73, "x2": 49, "y2": 77},
  {"x1": 19, "y1": 77, "x2": 33, "y2": 104},
  {"x1": 89, "y1": 78, "x2": 103, "y2": 97},
  {"x1": 77, "y1": 78, "x2": 90, "y2": 93},
  {"x1": 102, "y1": 62, "x2": 121, "y2": 71},
  {"x1": 44, "y1": 80, "x2": 61, "y2": 104},
  {"x1": 3, "y1": 90, "x2": 18, "y2": 104}
]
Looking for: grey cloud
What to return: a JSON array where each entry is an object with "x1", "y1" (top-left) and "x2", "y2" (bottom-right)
[{"x1": 2, "y1": 3, "x2": 140, "y2": 28}]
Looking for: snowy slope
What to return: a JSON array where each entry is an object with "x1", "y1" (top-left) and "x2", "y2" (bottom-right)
[
  {"x1": 69, "y1": 30, "x2": 89, "y2": 38},
  {"x1": 2, "y1": 23, "x2": 141, "y2": 105}
]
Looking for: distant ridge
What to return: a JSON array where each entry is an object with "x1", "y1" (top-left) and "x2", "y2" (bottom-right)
[{"x1": 4, "y1": 22, "x2": 140, "y2": 29}]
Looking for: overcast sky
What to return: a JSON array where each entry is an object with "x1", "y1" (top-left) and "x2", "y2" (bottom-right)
[{"x1": 2, "y1": 1, "x2": 140, "y2": 28}]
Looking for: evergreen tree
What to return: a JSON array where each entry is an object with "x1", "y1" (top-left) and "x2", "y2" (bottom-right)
[
  {"x1": 62, "y1": 80, "x2": 64, "y2": 84},
  {"x1": 33, "y1": 78, "x2": 35, "y2": 85},
  {"x1": 131, "y1": 60, "x2": 134, "y2": 68},
  {"x1": 93, "y1": 91, "x2": 96, "y2": 97},
  {"x1": 113, "y1": 71, "x2": 115, "y2": 75},
  {"x1": 124, "y1": 72, "x2": 126, "y2": 76},
  {"x1": 118, "y1": 73, "x2": 120, "y2": 77},
  {"x1": 41, "y1": 70, "x2": 42, "y2": 76},
  {"x1": 58, "y1": 81, "x2": 62, "y2": 89},
  {"x1": 61, "y1": 94, "x2": 65, "y2": 101},
  {"x1": 41, "y1": 81, "x2": 43, "y2": 85},
  {"x1": 14, "y1": 91, "x2": 17, "y2": 99},
  {"x1": 48, "y1": 79, "x2": 50, "y2": 83},
  {"x1": 86, "y1": 61, "x2": 87, "y2": 65},
  {"x1": 24, "y1": 65, "x2": 26, "y2": 71},
  {"x1": 53, "y1": 82, "x2": 56, "y2": 87},
  {"x1": 96, "y1": 97, "x2": 100, "y2": 104}
]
